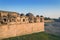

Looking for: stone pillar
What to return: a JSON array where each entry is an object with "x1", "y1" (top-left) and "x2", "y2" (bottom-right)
[
  {"x1": 16, "y1": 17, "x2": 21, "y2": 24},
  {"x1": 34, "y1": 15, "x2": 40, "y2": 23}
]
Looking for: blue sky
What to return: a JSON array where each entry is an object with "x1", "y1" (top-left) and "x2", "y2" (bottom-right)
[{"x1": 0, "y1": 0, "x2": 60, "y2": 18}]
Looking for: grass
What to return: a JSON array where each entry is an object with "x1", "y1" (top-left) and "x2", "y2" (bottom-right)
[{"x1": 2, "y1": 32, "x2": 60, "y2": 40}]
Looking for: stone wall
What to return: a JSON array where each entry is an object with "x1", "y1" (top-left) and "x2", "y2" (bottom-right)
[{"x1": 0, "y1": 22, "x2": 44, "y2": 39}]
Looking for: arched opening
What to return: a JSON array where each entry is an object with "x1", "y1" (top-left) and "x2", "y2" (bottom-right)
[
  {"x1": 23, "y1": 19, "x2": 25, "y2": 22},
  {"x1": 4, "y1": 18, "x2": 7, "y2": 22}
]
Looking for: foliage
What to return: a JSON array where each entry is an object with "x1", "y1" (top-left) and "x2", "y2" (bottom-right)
[{"x1": 44, "y1": 17, "x2": 52, "y2": 20}]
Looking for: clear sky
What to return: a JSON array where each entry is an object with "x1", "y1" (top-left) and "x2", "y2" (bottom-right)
[{"x1": 0, "y1": 0, "x2": 60, "y2": 18}]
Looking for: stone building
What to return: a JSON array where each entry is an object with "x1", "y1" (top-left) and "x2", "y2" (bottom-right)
[
  {"x1": 35, "y1": 15, "x2": 40, "y2": 23},
  {"x1": 40, "y1": 15, "x2": 44, "y2": 22},
  {"x1": 0, "y1": 11, "x2": 44, "y2": 39},
  {"x1": 0, "y1": 11, "x2": 44, "y2": 25},
  {"x1": 0, "y1": 11, "x2": 9, "y2": 24},
  {"x1": 20, "y1": 16, "x2": 29, "y2": 24}
]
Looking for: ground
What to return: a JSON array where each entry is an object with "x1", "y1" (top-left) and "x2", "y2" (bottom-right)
[{"x1": 2, "y1": 32, "x2": 60, "y2": 40}]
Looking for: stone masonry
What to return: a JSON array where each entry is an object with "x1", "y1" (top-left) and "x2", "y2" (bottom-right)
[{"x1": 0, "y1": 11, "x2": 44, "y2": 39}]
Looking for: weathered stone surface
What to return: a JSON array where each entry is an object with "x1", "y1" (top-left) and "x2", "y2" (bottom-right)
[
  {"x1": 0, "y1": 11, "x2": 44, "y2": 24},
  {"x1": 0, "y1": 11, "x2": 44, "y2": 39},
  {"x1": 0, "y1": 23, "x2": 44, "y2": 39}
]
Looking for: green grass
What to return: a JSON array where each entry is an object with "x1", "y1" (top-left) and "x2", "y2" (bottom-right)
[{"x1": 2, "y1": 32, "x2": 60, "y2": 40}]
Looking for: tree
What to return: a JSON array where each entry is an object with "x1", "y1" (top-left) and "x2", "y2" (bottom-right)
[{"x1": 44, "y1": 17, "x2": 51, "y2": 20}]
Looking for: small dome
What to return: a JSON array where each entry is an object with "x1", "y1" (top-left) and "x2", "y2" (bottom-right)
[
  {"x1": 20, "y1": 13, "x2": 24, "y2": 16},
  {"x1": 40, "y1": 15, "x2": 43, "y2": 17},
  {"x1": 26, "y1": 13, "x2": 34, "y2": 17},
  {"x1": 36, "y1": 15, "x2": 39, "y2": 17}
]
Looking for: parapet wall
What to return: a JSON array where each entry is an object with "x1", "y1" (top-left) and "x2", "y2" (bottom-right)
[{"x1": 0, "y1": 22, "x2": 44, "y2": 39}]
